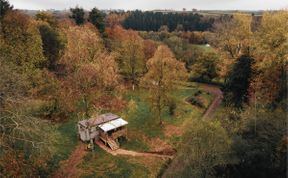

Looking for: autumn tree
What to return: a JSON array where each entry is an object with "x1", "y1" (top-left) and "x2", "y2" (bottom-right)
[
  {"x1": 35, "y1": 12, "x2": 58, "y2": 27},
  {"x1": 212, "y1": 14, "x2": 253, "y2": 59},
  {"x1": 70, "y1": 6, "x2": 85, "y2": 25},
  {"x1": 158, "y1": 25, "x2": 169, "y2": 32},
  {"x1": 249, "y1": 11, "x2": 288, "y2": 106},
  {"x1": 35, "y1": 12, "x2": 66, "y2": 70},
  {"x1": 212, "y1": 11, "x2": 288, "y2": 106},
  {"x1": 116, "y1": 30, "x2": 145, "y2": 90},
  {"x1": 143, "y1": 39, "x2": 157, "y2": 61},
  {"x1": 141, "y1": 45, "x2": 187, "y2": 124},
  {"x1": 190, "y1": 51, "x2": 219, "y2": 83},
  {"x1": 89, "y1": 7, "x2": 105, "y2": 33},
  {"x1": 0, "y1": 107, "x2": 59, "y2": 177},
  {"x1": 163, "y1": 120, "x2": 233, "y2": 178},
  {"x1": 1, "y1": 11, "x2": 45, "y2": 68},
  {"x1": 0, "y1": 11, "x2": 60, "y2": 175},
  {"x1": 105, "y1": 13, "x2": 127, "y2": 28},
  {"x1": 60, "y1": 24, "x2": 119, "y2": 117},
  {"x1": 0, "y1": 61, "x2": 29, "y2": 110},
  {"x1": 0, "y1": 11, "x2": 49, "y2": 97}
]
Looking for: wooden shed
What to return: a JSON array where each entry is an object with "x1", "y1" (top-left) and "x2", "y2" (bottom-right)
[{"x1": 78, "y1": 113, "x2": 128, "y2": 150}]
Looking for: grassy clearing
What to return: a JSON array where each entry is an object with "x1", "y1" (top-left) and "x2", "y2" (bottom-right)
[
  {"x1": 124, "y1": 89, "x2": 164, "y2": 138},
  {"x1": 191, "y1": 44, "x2": 216, "y2": 53},
  {"x1": 79, "y1": 146, "x2": 166, "y2": 178},
  {"x1": 46, "y1": 114, "x2": 79, "y2": 174},
  {"x1": 49, "y1": 82, "x2": 216, "y2": 177},
  {"x1": 119, "y1": 83, "x2": 209, "y2": 151},
  {"x1": 119, "y1": 137, "x2": 150, "y2": 151}
]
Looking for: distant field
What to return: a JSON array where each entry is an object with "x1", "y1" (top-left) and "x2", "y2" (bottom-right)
[{"x1": 197, "y1": 10, "x2": 263, "y2": 16}]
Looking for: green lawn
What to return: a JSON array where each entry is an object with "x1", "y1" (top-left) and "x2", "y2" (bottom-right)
[
  {"x1": 45, "y1": 114, "x2": 79, "y2": 175},
  {"x1": 48, "y1": 82, "x2": 216, "y2": 177},
  {"x1": 79, "y1": 146, "x2": 165, "y2": 178},
  {"x1": 191, "y1": 44, "x2": 216, "y2": 53},
  {"x1": 117, "y1": 83, "x2": 212, "y2": 151}
]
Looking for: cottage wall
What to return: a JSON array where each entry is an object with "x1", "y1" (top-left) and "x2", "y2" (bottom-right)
[{"x1": 78, "y1": 124, "x2": 100, "y2": 142}]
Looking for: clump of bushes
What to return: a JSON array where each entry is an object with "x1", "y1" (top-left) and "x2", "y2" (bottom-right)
[
  {"x1": 168, "y1": 99, "x2": 177, "y2": 116},
  {"x1": 194, "y1": 90, "x2": 202, "y2": 96},
  {"x1": 186, "y1": 97, "x2": 204, "y2": 108}
]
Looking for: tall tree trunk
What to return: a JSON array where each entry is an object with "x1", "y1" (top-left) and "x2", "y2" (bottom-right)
[
  {"x1": 83, "y1": 95, "x2": 89, "y2": 118},
  {"x1": 158, "y1": 95, "x2": 163, "y2": 125}
]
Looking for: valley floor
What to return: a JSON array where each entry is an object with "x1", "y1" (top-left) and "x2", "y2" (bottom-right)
[{"x1": 51, "y1": 82, "x2": 222, "y2": 178}]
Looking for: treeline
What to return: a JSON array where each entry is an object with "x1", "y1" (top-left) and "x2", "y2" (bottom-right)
[{"x1": 122, "y1": 10, "x2": 214, "y2": 32}]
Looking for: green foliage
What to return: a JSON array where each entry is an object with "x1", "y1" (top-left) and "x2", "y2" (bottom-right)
[
  {"x1": 119, "y1": 137, "x2": 149, "y2": 151},
  {"x1": 0, "y1": 61, "x2": 29, "y2": 109},
  {"x1": 0, "y1": 110, "x2": 60, "y2": 177},
  {"x1": 125, "y1": 90, "x2": 164, "y2": 138},
  {"x1": 168, "y1": 98, "x2": 177, "y2": 116},
  {"x1": 60, "y1": 24, "x2": 119, "y2": 116},
  {"x1": 212, "y1": 14, "x2": 253, "y2": 58},
  {"x1": 139, "y1": 31, "x2": 215, "y2": 73},
  {"x1": 70, "y1": 6, "x2": 85, "y2": 25},
  {"x1": 43, "y1": 115, "x2": 79, "y2": 176},
  {"x1": 186, "y1": 96, "x2": 204, "y2": 108},
  {"x1": 116, "y1": 30, "x2": 145, "y2": 89},
  {"x1": 213, "y1": 11, "x2": 288, "y2": 106},
  {"x1": 88, "y1": 7, "x2": 105, "y2": 33},
  {"x1": 141, "y1": 45, "x2": 187, "y2": 124},
  {"x1": 80, "y1": 147, "x2": 149, "y2": 178},
  {"x1": 123, "y1": 10, "x2": 214, "y2": 32},
  {"x1": 250, "y1": 11, "x2": 288, "y2": 106},
  {"x1": 35, "y1": 12, "x2": 58, "y2": 27},
  {"x1": 1, "y1": 11, "x2": 46, "y2": 69},
  {"x1": 190, "y1": 51, "x2": 219, "y2": 83},
  {"x1": 223, "y1": 55, "x2": 253, "y2": 107},
  {"x1": 38, "y1": 24, "x2": 65, "y2": 70},
  {"x1": 164, "y1": 120, "x2": 234, "y2": 178},
  {"x1": 0, "y1": 0, "x2": 12, "y2": 19},
  {"x1": 227, "y1": 108, "x2": 286, "y2": 178}
]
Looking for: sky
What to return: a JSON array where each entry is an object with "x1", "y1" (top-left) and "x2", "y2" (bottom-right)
[{"x1": 8, "y1": 0, "x2": 288, "y2": 11}]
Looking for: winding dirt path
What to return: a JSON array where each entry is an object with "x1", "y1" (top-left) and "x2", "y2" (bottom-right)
[
  {"x1": 199, "y1": 83, "x2": 223, "y2": 119},
  {"x1": 95, "y1": 140, "x2": 173, "y2": 158},
  {"x1": 53, "y1": 83, "x2": 222, "y2": 177},
  {"x1": 53, "y1": 143, "x2": 86, "y2": 178}
]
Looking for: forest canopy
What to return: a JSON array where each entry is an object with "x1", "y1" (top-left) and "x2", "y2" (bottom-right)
[
  {"x1": 0, "y1": 0, "x2": 287, "y2": 177},
  {"x1": 123, "y1": 10, "x2": 214, "y2": 32}
]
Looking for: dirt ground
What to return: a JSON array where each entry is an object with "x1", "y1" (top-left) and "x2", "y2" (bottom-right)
[
  {"x1": 96, "y1": 140, "x2": 173, "y2": 158},
  {"x1": 200, "y1": 84, "x2": 223, "y2": 119},
  {"x1": 53, "y1": 143, "x2": 87, "y2": 178},
  {"x1": 164, "y1": 124, "x2": 183, "y2": 138},
  {"x1": 53, "y1": 83, "x2": 223, "y2": 177}
]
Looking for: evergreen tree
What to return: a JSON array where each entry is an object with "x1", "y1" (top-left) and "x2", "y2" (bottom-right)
[
  {"x1": 123, "y1": 10, "x2": 214, "y2": 32},
  {"x1": 0, "y1": 0, "x2": 13, "y2": 19},
  {"x1": 70, "y1": 6, "x2": 85, "y2": 25},
  {"x1": 38, "y1": 24, "x2": 65, "y2": 70},
  {"x1": 224, "y1": 55, "x2": 253, "y2": 107},
  {"x1": 88, "y1": 7, "x2": 105, "y2": 33}
]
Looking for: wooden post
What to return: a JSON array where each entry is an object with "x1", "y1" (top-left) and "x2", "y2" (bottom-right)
[{"x1": 90, "y1": 138, "x2": 94, "y2": 150}]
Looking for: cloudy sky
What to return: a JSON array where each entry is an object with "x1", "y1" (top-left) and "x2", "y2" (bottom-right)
[{"x1": 8, "y1": 0, "x2": 288, "y2": 11}]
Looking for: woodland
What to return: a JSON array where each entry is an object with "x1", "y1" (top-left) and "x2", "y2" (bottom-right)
[{"x1": 0, "y1": 0, "x2": 287, "y2": 177}]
